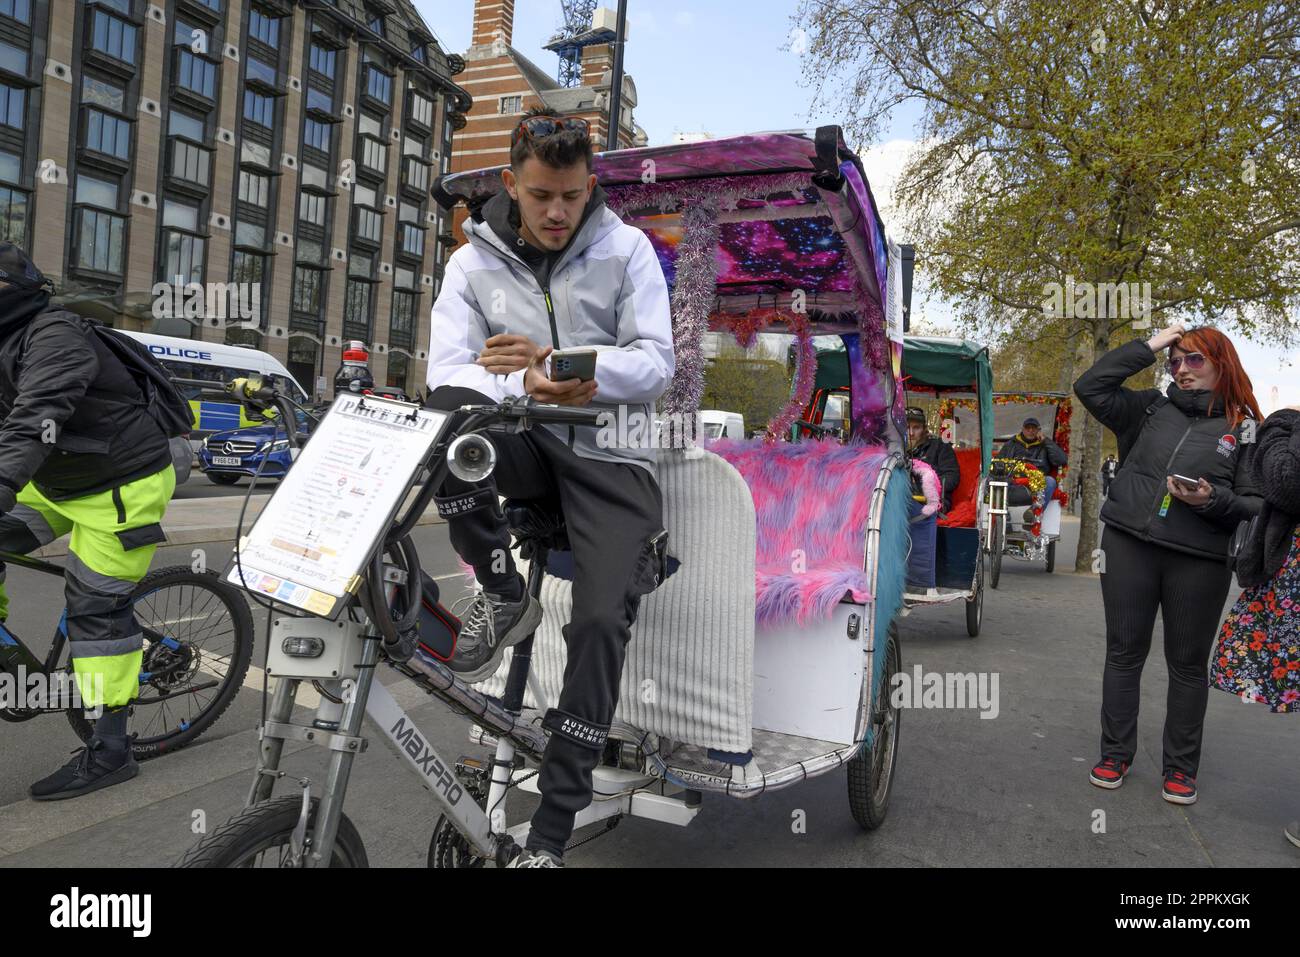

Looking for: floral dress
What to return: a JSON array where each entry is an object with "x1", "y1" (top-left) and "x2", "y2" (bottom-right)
[{"x1": 1211, "y1": 524, "x2": 1300, "y2": 712}]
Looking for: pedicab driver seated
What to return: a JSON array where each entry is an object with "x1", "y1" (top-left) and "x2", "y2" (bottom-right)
[
  {"x1": 425, "y1": 108, "x2": 674, "y2": 869},
  {"x1": 995, "y1": 416, "x2": 1068, "y2": 503}
]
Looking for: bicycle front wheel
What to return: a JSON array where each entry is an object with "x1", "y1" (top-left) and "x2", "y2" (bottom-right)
[{"x1": 67, "y1": 567, "x2": 254, "y2": 759}]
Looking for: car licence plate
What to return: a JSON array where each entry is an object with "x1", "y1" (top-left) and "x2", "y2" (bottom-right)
[{"x1": 212, "y1": 456, "x2": 242, "y2": 467}]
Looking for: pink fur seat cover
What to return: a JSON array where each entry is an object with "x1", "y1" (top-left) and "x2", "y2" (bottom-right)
[{"x1": 709, "y1": 438, "x2": 890, "y2": 626}]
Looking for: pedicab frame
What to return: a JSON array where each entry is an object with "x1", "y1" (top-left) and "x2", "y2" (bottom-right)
[{"x1": 431, "y1": 126, "x2": 916, "y2": 841}]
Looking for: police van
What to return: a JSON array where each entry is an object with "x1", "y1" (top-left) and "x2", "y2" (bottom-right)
[{"x1": 121, "y1": 332, "x2": 310, "y2": 452}]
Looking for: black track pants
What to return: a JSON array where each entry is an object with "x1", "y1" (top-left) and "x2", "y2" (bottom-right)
[
  {"x1": 427, "y1": 386, "x2": 664, "y2": 856},
  {"x1": 1098, "y1": 525, "x2": 1233, "y2": 777}
]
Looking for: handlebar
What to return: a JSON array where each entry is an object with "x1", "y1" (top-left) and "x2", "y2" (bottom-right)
[{"x1": 458, "y1": 396, "x2": 608, "y2": 429}]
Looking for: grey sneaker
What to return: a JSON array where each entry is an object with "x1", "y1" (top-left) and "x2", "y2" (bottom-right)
[
  {"x1": 448, "y1": 588, "x2": 543, "y2": 683},
  {"x1": 1285, "y1": 821, "x2": 1300, "y2": 849},
  {"x1": 507, "y1": 847, "x2": 563, "y2": 868}
]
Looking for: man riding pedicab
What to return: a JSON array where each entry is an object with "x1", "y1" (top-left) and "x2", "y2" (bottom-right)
[{"x1": 996, "y1": 416, "x2": 1067, "y2": 503}]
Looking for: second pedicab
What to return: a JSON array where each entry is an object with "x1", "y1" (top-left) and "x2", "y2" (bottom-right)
[{"x1": 798, "y1": 336, "x2": 994, "y2": 637}]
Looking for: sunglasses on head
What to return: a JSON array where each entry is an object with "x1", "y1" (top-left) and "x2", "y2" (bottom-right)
[
  {"x1": 1166, "y1": 353, "x2": 1207, "y2": 374},
  {"x1": 511, "y1": 116, "x2": 590, "y2": 147}
]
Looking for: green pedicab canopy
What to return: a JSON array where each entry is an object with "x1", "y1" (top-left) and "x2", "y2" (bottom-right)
[{"x1": 901, "y1": 336, "x2": 993, "y2": 473}]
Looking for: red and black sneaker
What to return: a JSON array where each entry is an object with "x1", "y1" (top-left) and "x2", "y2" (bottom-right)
[
  {"x1": 1162, "y1": 771, "x2": 1198, "y2": 805},
  {"x1": 1089, "y1": 757, "x2": 1130, "y2": 789}
]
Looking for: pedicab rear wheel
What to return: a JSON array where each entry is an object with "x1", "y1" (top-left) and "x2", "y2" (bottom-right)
[
  {"x1": 965, "y1": 553, "x2": 985, "y2": 637},
  {"x1": 848, "y1": 622, "x2": 901, "y2": 831},
  {"x1": 1044, "y1": 539, "x2": 1056, "y2": 573}
]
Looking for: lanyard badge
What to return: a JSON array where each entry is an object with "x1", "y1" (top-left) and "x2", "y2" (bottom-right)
[{"x1": 1158, "y1": 493, "x2": 1172, "y2": 517}]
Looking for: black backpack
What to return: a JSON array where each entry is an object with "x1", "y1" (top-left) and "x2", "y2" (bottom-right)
[{"x1": 84, "y1": 321, "x2": 195, "y2": 438}]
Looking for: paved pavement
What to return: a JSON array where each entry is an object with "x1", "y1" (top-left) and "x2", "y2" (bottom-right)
[{"x1": 2, "y1": 514, "x2": 1297, "y2": 867}]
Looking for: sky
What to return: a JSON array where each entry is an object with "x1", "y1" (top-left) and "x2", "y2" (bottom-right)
[{"x1": 416, "y1": 0, "x2": 1299, "y2": 412}]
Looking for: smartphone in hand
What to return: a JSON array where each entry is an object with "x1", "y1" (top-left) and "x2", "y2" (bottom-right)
[
  {"x1": 1171, "y1": 473, "x2": 1201, "y2": 492},
  {"x1": 549, "y1": 348, "x2": 597, "y2": 382}
]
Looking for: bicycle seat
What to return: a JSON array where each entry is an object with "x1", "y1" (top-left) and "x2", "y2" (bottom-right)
[{"x1": 503, "y1": 498, "x2": 570, "y2": 556}]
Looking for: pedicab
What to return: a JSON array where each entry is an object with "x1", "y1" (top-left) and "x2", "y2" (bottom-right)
[
  {"x1": 180, "y1": 127, "x2": 914, "y2": 868},
  {"x1": 941, "y1": 390, "x2": 1072, "y2": 578},
  {"x1": 800, "y1": 336, "x2": 995, "y2": 636}
]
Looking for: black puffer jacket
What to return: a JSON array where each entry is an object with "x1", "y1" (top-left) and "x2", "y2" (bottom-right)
[
  {"x1": 1074, "y1": 339, "x2": 1262, "y2": 561},
  {"x1": 1237, "y1": 409, "x2": 1300, "y2": 587},
  {"x1": 0, "y1": 307, "x2": 172, "y2": 502},
  {"x1": 996, "y1": 432, "x2": 1067, "y2": 473}
]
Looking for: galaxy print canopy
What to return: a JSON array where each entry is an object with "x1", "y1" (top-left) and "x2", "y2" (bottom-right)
[{"x1": 435, "y1": 129, "x2": 891, "y2": 329}]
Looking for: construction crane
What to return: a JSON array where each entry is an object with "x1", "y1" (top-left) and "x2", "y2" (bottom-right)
[{"x1": 543, "y1": 1, "x2": 616, "y2": 87}]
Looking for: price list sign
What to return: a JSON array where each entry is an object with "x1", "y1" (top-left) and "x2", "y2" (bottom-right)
[{"x1": 228, "y1": 394, "x2": 447, "y2": 618}]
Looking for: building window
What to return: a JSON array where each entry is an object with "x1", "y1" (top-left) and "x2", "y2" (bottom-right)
[
  {"x1": 304, "y1": 117, "x2": 330, "y2": 153},
  {"x1": 389, "y1": 292, "x2": 414, "y2": 349},
  {"x1": 241, "y1": 139, "x2": 272, "y2": 168},
  {"x1": 0, "y1": 81, "x2": 23, "y2": 129},
  {"x1": 399, "y1": 223, "x2": 423, "y2": 257},
  {"x1": 232, "y1": 249, "x2": 263, "y2": 283},
  {"x1": 170, "y1": 138, "x2": 210, "y2": 185},
  {"x1": 162, "y1": 229, "x2": 205, "y2": 285},
  {"x1": 244, "y1": 89, "x2": 275, "y2": 128},
  {"x1": 360, "y1": 136, "x2": 386, "y2": 173},
  {"x1": 238, "y1": 170, "x2": 269, "y2": 207},
  {"x1": 177, "y1": 49, "x2": 216, "y2": 98},
  {"x1": 246, "y1": 55, "x2": 277, "y2": 86},
  {"x1": 75, "y1": 196, "x2": 126, "y2": 276},
  {"x1": 402, "y1": 133, "x2": 425, "y2": 159},
  {"x1": 408, "y1": 90, "x2": 432, "y2": 127},
  {"x1": 306, "y1": 86, "x2": 333, "y2": 113},
  {"x1": 0, "y1": 185, "x2": 26, "y2": 245},
  {"x1": 90, "y1": 10, "x2": 137, "y2": 64},
  {"x1": 169, "y1": 108, "x2": 205, "y2": 142},
  {"x1": 403, "y1": 157, "x2": 428, "y2": 193},
  {"x1": 298, "y1": 191, "x2": 326, "y2": 226},
  {"x1": 349, "y1": 249, "x2": 373, "y2": 278},
  {"x1": 173, "y1": 17, "x2": 206, "y2": 51},
  {"x1": 309, "y1": 43, "x2": 335, "y2": 79},
  {"x1": 366, "y1": 12, "x2": 383, "y2": 35},
  {"x1": 365, "y1": 66, "x2": 391, "y2": 105},
  {"x1": 235, "y1": 220, "x2": 266, "y2": 248},
  {"x1": 409, "y1": 41, "x2": 425, "y2": 64},
  {"x1": 292, "y1": 265, "x2": 322, "y2": 313},
  {"x1": 343, "y1": 279, "x2": 371, "y2": 339},
  {"x1": 0, "y1": 0, "x2": 30, "y2": 25},
  {"x1": 85, "y1": 108, "x2": 131, "y2": 160},
  {"x1": 300, "y1": 162, "x2": 328, "y2": 190},
  {"x1": 83, "y1": 75, "x2": 125, "y2": 112},
  {"x1": 354, "y1": 207, "x2": 381, "y2": 244},
  {"x1": 194, "y1": 0, "x2": 221, "y2": 11},
  {"x1": 386, "y1": 350, "x2": 409, "y2": 391},
  {"x1": 0, "y1": 38, "x2": 27, "y2": 75},
  {"x1": 248, "y1": 8, "x2": 279, "y2": 46},
  {"x1": 499, "y1": 95, "x2": 521, "y2": 114},
  {"x1": 296, "y1": 237, "x2": 325, "y2": 265},
  {"x1": 77, "y1": 173, "x2": 118, "y2": 209}
]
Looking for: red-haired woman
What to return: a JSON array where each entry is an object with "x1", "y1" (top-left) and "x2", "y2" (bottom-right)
[{"x1": 1074, "y1": 324, "x2": 1263, "y2": 805}]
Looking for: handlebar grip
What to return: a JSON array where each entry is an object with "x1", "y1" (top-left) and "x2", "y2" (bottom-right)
[{"x1": 526, "y1": 403, "x2": 608, "y2": 428}]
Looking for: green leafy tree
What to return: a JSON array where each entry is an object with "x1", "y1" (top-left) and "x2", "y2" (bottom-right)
[
  {"x1": 702, "y1": 342, "x2": 794, "y2": 434},
  {"x1": 798, "y1": 0, "x2": 1300, "y2": 570}
]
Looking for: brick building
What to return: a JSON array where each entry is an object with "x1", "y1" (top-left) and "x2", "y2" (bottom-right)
[
  {"x1": 4, "y1": 0, "x2": 471, "y2": 398},
  {"x1": 446, "y1": 0, "x2": 646, "y2": 244}
]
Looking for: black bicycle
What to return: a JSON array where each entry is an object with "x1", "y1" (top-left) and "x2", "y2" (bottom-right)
[{"x1": 0, "y1": 550, "x2": 254, "y2": 758}]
